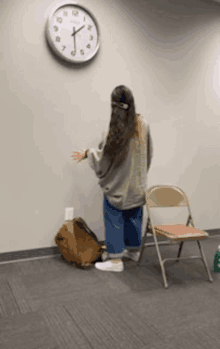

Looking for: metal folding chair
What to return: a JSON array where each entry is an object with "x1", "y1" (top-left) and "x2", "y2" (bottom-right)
[{"x1": 137, "y1": 185, "x2": 213, "y2": 288}]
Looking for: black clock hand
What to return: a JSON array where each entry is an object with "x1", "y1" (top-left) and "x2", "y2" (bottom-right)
[
  {"x1": 71, "y1": 27, "x2": 76, "y2": 52},
  {"x1": 71, "y1": 25, "x2": 85, "y2": 37}
]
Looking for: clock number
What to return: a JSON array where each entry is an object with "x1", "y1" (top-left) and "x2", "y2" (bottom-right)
[
  {"x1": 71, "y1": 51, "x2": 76, "y2": 56},
  {"x1": 72, "y1": 10, "x2": 79, "y2": 16},
  {"x1": 56, "y1": 17, "x2": 62, "y2": 23},
  {"x1": 90, "y1": 35, "x2": 94, "y2": 41},
  {"x1": 86, "y1": 44, "x2": 91, "y2": 49},
  {"x1": 53, "y1": 26, "x2": 58, "y2": 32},
  {"x1": 84, "y1": 16, "x2": 86, "y2": 21},
  {"x1": 63, "y1": 11, "x2": 68, "y2": 16},
  {"x1": 88, "y1": 25, "x2": 92, "y2": 31},
  {"x1": 55, "y1": 36, "x2": 61, "y2": 42},
  {"x1": 62, "y1": 46, "x2": 66, "y2": 51},
  {"x1": 80, "y1": 50, "x2": 84, "y2": 55}
]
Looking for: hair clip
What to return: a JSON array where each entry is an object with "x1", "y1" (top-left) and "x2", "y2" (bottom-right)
[{"x1": 112, "y1": 102, "x2": 129, "y2": 110}]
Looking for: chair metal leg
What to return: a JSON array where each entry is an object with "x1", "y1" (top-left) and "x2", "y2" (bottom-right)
[
  {"x1": 137, "y1": 239, "x2": 146, "y2": 266},
  {"x1": 186, "y1": 215, "x2": 192, "y2": 227},
  {"x1": 197, "y1": 240, "x2": 213, "y2": 282},
  {"x1": 137, "y1": 218, "x2": 169, "y2": 288},
  {"x1": 176, "y1": 241, "x2": 184, "y2": 262},
  {"x1": 152, "y1": 232, "x2": 169, "y2": 288},
  {"x1": 137, "y1": 217, "x2": 150, "y2": 266}
]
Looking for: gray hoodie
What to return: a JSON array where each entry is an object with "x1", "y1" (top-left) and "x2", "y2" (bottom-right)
[{"x1": 87, "y1": 115, "x2": 153, "y2": 210}]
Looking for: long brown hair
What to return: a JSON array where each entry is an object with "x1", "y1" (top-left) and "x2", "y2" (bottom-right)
[{"x1": 103, "y1": 85, "x2": 139, "y2": 168}]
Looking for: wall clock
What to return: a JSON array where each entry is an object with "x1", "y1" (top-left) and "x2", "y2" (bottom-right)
[{"x1": 46, "y1": 1, "x2": 100, "y2": 64}]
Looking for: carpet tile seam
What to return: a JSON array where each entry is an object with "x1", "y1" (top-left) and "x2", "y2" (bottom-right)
[
  {"x1": 39, "y1": 306, "x2": 71, "y2": 347},
  {"x1": 40, "y1": 304, "x2": 95, "y2": 349},
  {"x1": 0, "y1": 280, "x2": 20, "y2": 317},
  {"x1": 63, "y1": 305, "x2": 94, "y2": 349},
  {"x1": 80, "y1": 296, "x2": 163, "y2": 346},
  {"x1": 43, "y1": 308, "x2": 76, "y2": 347},
  {"x1": 6, "y1": 279, "x2": 21, "y2": 314},
  {"x1": 65, "y1": 302, "x2": 126, "y2": 348},
  {"x1": 7, "y1": 276, "x2": 33, "y2": 314},
  {"x1": 110, "y1": 297, "x2": 166, "y2": 343}
]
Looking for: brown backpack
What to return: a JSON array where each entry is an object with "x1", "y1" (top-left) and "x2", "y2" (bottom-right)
[{"x1": 55, "y1": 217, "x2": 105, "y2": 268}]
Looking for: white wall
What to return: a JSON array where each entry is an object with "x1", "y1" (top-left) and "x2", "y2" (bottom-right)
[{"x1": 0, "y1": 0, "x2": 220, "y2": 253}]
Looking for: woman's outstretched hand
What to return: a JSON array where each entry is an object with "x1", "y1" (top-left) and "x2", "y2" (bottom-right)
[{"x1": 72, "y1": 150, "x2": 87, "y2": 162}]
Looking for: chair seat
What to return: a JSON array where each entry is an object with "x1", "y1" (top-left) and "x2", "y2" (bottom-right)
[{"x1": 154, "y1": 224, "x2": 209, "y2": 241}]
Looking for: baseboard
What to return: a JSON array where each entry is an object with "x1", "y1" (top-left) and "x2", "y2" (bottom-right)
[
  {"x1": 0, "y1": 240, "x2": 106, "y2": 263},
  {"x1": 0, "y1": 230, "x2": 219, "y2": 264}
]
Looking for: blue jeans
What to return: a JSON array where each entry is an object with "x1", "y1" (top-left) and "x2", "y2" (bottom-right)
[{"x1": 104, "y1": 196, "x2": 143, "y2": 259}]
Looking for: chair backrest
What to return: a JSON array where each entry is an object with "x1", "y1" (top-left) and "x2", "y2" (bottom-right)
[{"x1": 146, "y1": 185, "x2": 190, "y2": 208}]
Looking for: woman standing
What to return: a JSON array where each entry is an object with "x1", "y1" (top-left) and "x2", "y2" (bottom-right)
[{"x1": 72, "y1": 85, "x2": 153, "y2": 272}]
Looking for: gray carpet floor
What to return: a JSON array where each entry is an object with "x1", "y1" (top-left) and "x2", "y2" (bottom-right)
[{"x1": 0, "y1": 236, "x2": 220, "y2": 349}]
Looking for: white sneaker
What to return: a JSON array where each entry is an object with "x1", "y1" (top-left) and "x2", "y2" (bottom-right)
[
  {"x1": 123, "y1": 249, "x2": 140, "y2": 262},
  {"x1": 95, "y1": 260, "x2": 124, "y2": 272}
]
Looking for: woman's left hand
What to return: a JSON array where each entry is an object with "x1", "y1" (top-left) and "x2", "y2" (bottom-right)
[{"x1": 72, "y1": 150, "x2": 87, "y2": 162}]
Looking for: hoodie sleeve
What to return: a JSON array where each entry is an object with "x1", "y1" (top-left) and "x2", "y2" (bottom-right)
[
  {"x1": 87, "y1": 131, "x2": 109, "y2": 176},
  {"x1": 147, "y1": 124, "x2": 153, "y2": 172}
]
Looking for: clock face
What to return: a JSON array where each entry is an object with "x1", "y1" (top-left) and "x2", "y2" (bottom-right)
[{"x1": 46, "y1": 2, "x2": 100, "y2": 64}]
